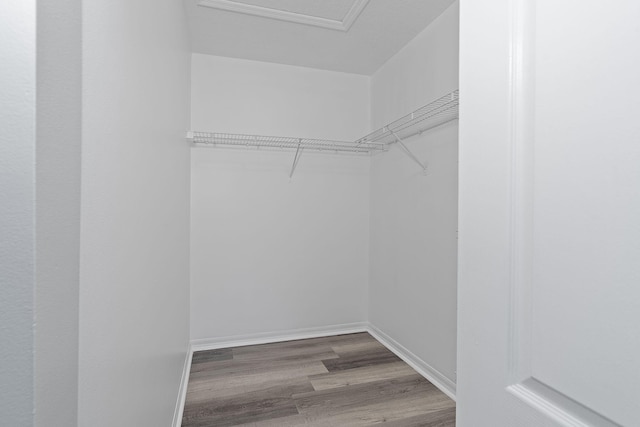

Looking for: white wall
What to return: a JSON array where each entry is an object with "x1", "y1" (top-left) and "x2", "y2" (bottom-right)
[
  {"x1": 191, "y1": 54, "x2": 370, "y2": 140},
  {"x1": 79, "y1": 1, "x2": 191, "y2": 425},
  {"x1": 190, "y1": 55, "x2": 371, "y2": 341},
  {"x1": 369, "y1": 1, "x2": 459, "y2": 389},
  {"x1": 35, "y1": 0, "x2": 81, "y2": 425},
  {"x1": 0, "y1": 2, "x2": 36, "y2": 425}
]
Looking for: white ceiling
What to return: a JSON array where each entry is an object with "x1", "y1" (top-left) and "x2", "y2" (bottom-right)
[{"x1": 185, "y1": 0, "x2": 456, "y2": 75}]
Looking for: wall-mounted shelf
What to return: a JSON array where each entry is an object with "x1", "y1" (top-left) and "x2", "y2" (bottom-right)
[
  {"x1": 187, "y1": 132, "x2": 386, "y2": 155},
  {"x1": 188, "y1": 90, "x2": 459, "y2": 177},
  {"x1": 354, "y1": 90, "x2": 459, "y2": 173},
  {"x1": 355, "y1": 90, "x2": 459, "y2": 147}
]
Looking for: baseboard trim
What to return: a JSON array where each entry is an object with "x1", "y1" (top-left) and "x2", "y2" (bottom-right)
[
  {"x1": 172, "y1": 344, "x2": 193, "y2": 427},
  {"x1": 367, "y1": 323, "x2": 457, "y2": 401},
  {"x1": 190, "y1": 322, "x2": 369, "y2": 352}
]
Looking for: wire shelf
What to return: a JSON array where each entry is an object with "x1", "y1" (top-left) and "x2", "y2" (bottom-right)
[
  {"x1": 187, "y1": 90, "x2": 458, "y2": 176},
  {"x1": 188, "y1": 132, "x2": 387, "y2": 155},
  {"x1": 355, "y1": 90, "x2": 459, "y2": 147}
]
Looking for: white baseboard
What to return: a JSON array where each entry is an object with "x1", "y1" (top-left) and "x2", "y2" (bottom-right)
[
  {"x1": 190, "y1": 322, "x2": 369, "y2": 352},
  {"x1": 172, "y1": 344, "x2": 193, "y2": 427},
  {"x1": 366, "y1": 323, "x2": 457, "y2": 401}
]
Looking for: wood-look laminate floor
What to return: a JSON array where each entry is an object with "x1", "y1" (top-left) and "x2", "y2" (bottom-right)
[{"x1": 182, "y1": 333, "x2": 455, "y2": 427}]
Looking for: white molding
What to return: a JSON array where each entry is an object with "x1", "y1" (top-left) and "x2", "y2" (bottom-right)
[
  {"x1": 197, "y1": 0, "x2": 369, "y2": 32},
  {"x1": 190, "y1": 322, "x2": 369, "y2": 352},
  {"x1": 508, "y1": 379, "x2": 620, "y2": 427},
  {"x1": 506, "y1": 0, "x2": 536, "y2": 385},
  {"x1": 339, "y1": 0, "x2": 369, "y2": 32},
  {"x1": 172, "y1": 344, "x2": 193, "y2": 427},
  {"x1": 367, "y1": 323, "x2": 457, "y2": 401}
]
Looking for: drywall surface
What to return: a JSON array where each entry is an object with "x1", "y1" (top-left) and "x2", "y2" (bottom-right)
[
  {"x1": 369, "y1": 2, "x2": 459, "y2": 386},
  {"x1": 35, "y1": 0, "x2": 81, "y2": 425},
  {"x1": 190, "y1": 55, "x2": 370, "y2": 340},
  {"x1": 191, "y1": 54, "x2": 370, "y2": 139},
  {"x1": 0, "y1": 2, "x2": 36, "y2": 425},
  {"x1": 79, "y1": 1, "x2": 191, "y2": 426}
]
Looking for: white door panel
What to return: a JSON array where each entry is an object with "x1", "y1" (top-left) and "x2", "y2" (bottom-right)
[{"x1": 458, "y1": 0, "x2": 640, "y2": 426}]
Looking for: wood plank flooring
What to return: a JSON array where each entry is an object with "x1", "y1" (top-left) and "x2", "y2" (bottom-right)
[{"x1": 182, "y1": 333, "x2": 455, "y2": 426}]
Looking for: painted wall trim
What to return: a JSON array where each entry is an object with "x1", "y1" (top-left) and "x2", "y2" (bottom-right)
[
  {"x1": 197, "y1": 0, "x2": 369, "y2": 32},
  {"x1": 190, "y1": 322, "x2": 369, "y2": 352},
  {"x1": 172, "y1": 345, "x2": 194, "y2": 427},
  {"x1": 367, "y1": 323, "x2": 457, "y2": 401}
]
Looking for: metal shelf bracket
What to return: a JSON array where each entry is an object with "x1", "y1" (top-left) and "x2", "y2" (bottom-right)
[
  {"x1": 289, "y1": 140, "x2": 304, "y2": 179},
  {"x1": 390, "y1": 130, "x2": 428, "y2": 174}
]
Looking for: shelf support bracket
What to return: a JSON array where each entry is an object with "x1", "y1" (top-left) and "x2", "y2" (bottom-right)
[
  {"x1": 390, "y1": 130, "x2": 427, "y2": 173},
  {"x1": 289, "y1": 141, "x2": 304, "y2": 179}
]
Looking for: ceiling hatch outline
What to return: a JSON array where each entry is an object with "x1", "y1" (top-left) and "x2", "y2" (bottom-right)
[{"x1": 197, "y1": 0, "x2": 370, "y2": 31}]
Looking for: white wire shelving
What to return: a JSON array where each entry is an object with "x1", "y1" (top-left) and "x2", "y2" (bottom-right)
[
  {"x1": 187, "y1": 89, "x2": 459, "y2": 177},
  {"x1": 355, "y1": 90, "x2": 459, "y2": 147},
  {"x1": 355, "y1": 90, "x2": 459, "y2": 173},
  {"x1": 187, "y1": 132, "x2": 386, "y2": 155}
]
